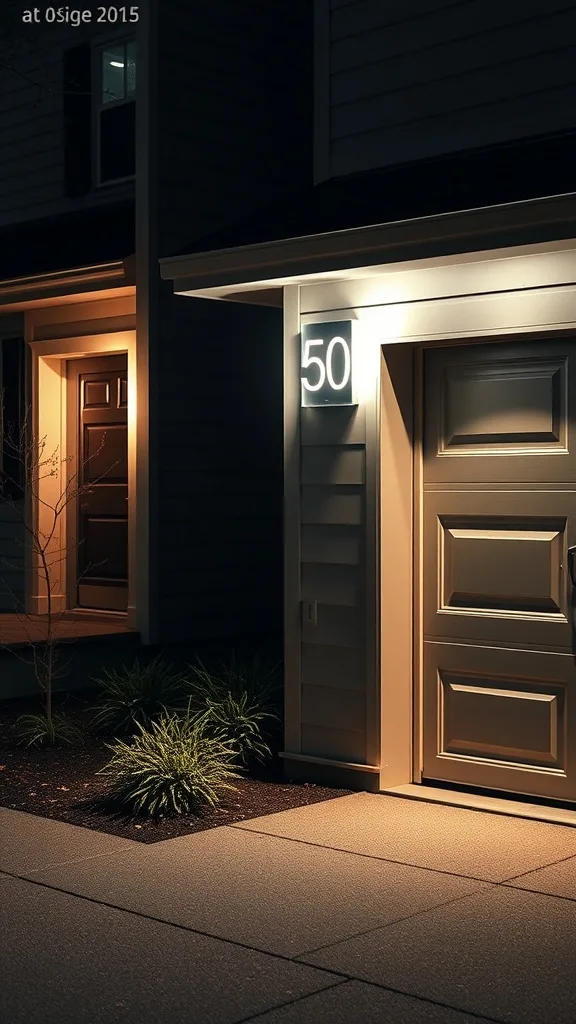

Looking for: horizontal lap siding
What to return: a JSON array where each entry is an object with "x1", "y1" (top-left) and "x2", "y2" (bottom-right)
[
  {"x1": 0, "y1": 319, "x2": 25, "y2": 610},
  {"x1": 0, "y1": 39, "x2": 65, "y2": 224},
  {"x1": 0, "y1": 503, "x2": 24, "y2": 611},
  {"x1": 326, "y1": 0, "x2": 576, "y2": 177},
  {"x1": 299, "y1": 401, "x2": 368, "y2": 763},
  {"x1": 0, "y1": 24, "x2": 134, "y2": 227}
]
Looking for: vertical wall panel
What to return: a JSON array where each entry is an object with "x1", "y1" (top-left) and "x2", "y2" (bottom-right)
[{"x1": 297, "y1": 313, "x2": 372, "y2": 764}]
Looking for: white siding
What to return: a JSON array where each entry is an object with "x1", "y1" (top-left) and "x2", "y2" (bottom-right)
[
  {"x1": 298, "y1": 401, "x2": 369, "y2": 763},
  {"x1": 319, "y1": 0, "x2": 576, "y2": 179},
  {"x1": 0, "y1": 23, "x2": 134, "y2": 228}
]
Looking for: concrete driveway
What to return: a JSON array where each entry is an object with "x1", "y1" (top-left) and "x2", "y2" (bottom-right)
[{"x1": 2, "y1": 792, "x2": 576, "y2": 1023}]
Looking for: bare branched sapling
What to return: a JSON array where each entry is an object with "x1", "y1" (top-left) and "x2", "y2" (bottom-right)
[{"x1": 0, "y1": 398, "x2": 115, "y2": 730}]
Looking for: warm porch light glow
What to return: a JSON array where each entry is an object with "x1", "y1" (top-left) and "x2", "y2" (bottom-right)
[{"x1": 29, "y1": 332, "x2": 136, "y2": 619}]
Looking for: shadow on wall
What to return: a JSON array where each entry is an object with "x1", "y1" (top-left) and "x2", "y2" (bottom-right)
[
  {"x1": 0, "y1": 630, "x2": 284, "y2": 701},
  {"x1": 155, "y1": 290, "x2": 284, "y2": 644}
]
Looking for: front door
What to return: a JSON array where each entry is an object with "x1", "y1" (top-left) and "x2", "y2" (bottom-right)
[
  {"x1": 66, "y1": 355, "x2": 128, "y2": 612},
  {"x1": 421, "y1": 337, "x2": 576, "y2": 802}
]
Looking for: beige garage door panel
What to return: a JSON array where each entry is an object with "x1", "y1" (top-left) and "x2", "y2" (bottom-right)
[
  {"x1": 423, "y1": 641, "x2": 574, "y2": 800},
  {"x1": 424, "y1": 340, "x2": 576, "y2": 483},
  {"x1": 423, "y1": 490, "x2": 576, "y2": 649}
]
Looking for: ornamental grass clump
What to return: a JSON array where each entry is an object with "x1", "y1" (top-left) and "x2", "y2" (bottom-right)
[
  {"x1": 91, "y1": 654, "x2": 189, "y2": 735},
  {"x1": 185, "y1": 653, "x2": 282, "y2": 764},
  {"x1": 14, "y1": 711, "x2": 84, "y2": 747},
  {"x1": 98, "y1": 706, "x2": 241, "y2": 818},
  {"x1": 204, "y1": 691, "x2": 275, "y2": 765}
]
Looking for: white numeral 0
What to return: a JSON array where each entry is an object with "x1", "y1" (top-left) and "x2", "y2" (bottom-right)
[
  {"x1": 325, "y1": 336, "x2": 350, "y2": 390},
  {"x1": 302, "y1": 336, "x2": 351, "y2": 392}
]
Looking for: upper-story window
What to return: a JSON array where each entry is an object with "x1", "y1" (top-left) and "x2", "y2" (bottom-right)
[
  {"x1": 101, "y1": 40, "x2": 136, "y2": 103},
  {"x1": 97, "y1": 40, "x2": 136, "y2": 185}
]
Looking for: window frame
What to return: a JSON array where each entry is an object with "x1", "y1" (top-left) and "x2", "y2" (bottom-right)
[{"x1": 94, "y1": 37, "x2": 136, "y2": 188}]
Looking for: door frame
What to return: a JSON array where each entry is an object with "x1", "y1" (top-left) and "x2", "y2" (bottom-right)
[
  {"x1": 379, "y1": 325, "x2": 576, "y2": 794},
  {"x1": 26, "y1": 333, "x2": 137, "y2": 626}
]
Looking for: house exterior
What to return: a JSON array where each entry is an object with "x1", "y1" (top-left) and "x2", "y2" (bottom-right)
[
  {"x1": 0, "y1": 0, "x2": 312, "y2": 663},
  {"x1": 161, "y1": 1, "x2": 576, "y2": 813}
]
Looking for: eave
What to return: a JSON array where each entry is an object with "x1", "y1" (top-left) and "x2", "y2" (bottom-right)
[
  {"x1": 159, "y1": 192, "x2": 576, "y2": 301},
  {"x1": 0, "y1": 258, "x2": 136, "y2": 311}
]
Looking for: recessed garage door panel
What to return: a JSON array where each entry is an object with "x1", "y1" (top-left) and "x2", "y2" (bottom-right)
[
  {"x1": 424, "y1": 341, "x2": 576, "y2": 483},
  {"x1": 423, "y1": 641, "x2": 573, "y2": 799},
  {"x1": 423, "y1": 491, "x2": 576, "y2": 649}
]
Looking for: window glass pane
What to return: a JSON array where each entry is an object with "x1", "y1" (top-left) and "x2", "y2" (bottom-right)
[
  {"x1": 101, "y1": 45, "x2": 126, "y2": 104},
  {"x1": 126, "y1": 41, "x2": 136, "y2": 95}
]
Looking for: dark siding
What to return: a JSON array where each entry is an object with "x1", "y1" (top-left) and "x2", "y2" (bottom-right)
[
  {"x1": 156, "y1": 0, "x2": 313, "y2": 256},
  {"x1": 63, "y1": 43, "x2": 92, "y2": 197},
  {"x1": 0, "y1": 324, "x2": 26, "y2": 612},
  {"x1": 0, "y1": 337, "x2": 25, "y2": 499},
  {"x1": 150, "y1": 0, "x2": 312, "y2": 643},
  {"x1": 324, "y1": 0, "x2": 576, "y2": 177},
  {"x1": 0, "y1": 23, "x2": 134, "y2": 228},
  {"x1": 155, "y1": 290, "x2": 283, "y2": 643}
]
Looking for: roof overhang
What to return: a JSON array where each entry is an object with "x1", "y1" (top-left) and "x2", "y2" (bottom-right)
[
  {"x1": 160, "y1": 192, "x2": 576, "y2": 304},
  {"x1": 0, "y1": 257, "x2": 136, "y2": 311}
]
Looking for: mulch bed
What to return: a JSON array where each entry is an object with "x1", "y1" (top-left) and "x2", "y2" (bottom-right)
[{"x1": 0, "y1": 694, "x2": 352, "y2": 844}]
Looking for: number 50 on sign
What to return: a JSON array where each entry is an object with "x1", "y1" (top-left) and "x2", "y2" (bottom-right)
[{"x1": 300, "y1": 321, "x2": 355, "y2": 407}]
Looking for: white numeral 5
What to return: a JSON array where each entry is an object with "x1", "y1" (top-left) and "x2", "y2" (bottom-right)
[{"x1": 301, "y1": 339, "x2": 325, "y2": 391}]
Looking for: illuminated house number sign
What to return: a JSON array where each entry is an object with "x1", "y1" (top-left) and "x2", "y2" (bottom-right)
[{"x1": 300, "y1": 321, "x2": 354, "y2": 407}]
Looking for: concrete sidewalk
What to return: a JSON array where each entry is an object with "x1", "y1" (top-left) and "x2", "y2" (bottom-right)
[{"x1": 2, "y1": 792, "x2": 576, "y2": 1023}]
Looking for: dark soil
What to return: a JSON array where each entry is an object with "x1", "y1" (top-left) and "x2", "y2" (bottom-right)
[{"x1": 0, "y1": 694, "x2": 352, "y2": 844}]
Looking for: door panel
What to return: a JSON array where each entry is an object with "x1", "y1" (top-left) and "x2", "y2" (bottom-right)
[
  {"x1": 423, "y1": 643, "x2": 572, "y2": 799},
  {"x1": 423, "y1": 491, "x2": 575, "y2": 648},
  {"x1": 422, "y1": 338, "x2": 576, "y2": 801},
  {"x1": 424, "y1": 340, "x2": 576, "y2": 483},
  {"x1": 67, "y1": 355, "x2": 128, "y2": 612}
]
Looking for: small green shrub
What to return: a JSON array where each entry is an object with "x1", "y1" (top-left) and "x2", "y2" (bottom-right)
[
  {"x1": 14, "y1": 712, "x2": 84, "y2": 748},
  {"x1": 185, "y1": 654, "x2": 282, "y2": 765},
  {"x1": 90, "y1": 655, "x2": 189, "y2": 735},
  {"x1": 98, "y1": 706, "x2": 241, "y2": 818},
  {"x1": 205, "y1": 692, "x2": 275, "y2": 765}
]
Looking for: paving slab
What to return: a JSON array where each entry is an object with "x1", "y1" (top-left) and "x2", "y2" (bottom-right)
[
  {"x1": 298, "y1": 885, "x2": 576, "y2": 1024},
  {"x1": 24, "y1": 824, "x2": 487, "y2": 957},
  {"x1": 232, "y1": 792, "x2": 576, "y2": 881},
  {"x1": 504, "y1": 853, "x2": 576, "y2": 900},
  {"x1": 247, "y1": 979, "x2": 503, "y2": 1023},
  {"x1": 0, "y1": 807, "x2": 136, "y2": 874},
  {"x1": 0, "y1": 875, "x2": 340, "y2": 1024}
]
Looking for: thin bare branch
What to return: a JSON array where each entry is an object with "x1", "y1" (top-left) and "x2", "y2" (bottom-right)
[{"x1": 0, "y1": 397, "x2": 124, "y2": 721}]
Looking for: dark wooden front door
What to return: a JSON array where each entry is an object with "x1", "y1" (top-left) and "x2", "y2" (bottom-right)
[{"x1": 66, "y1": 355, "x2": 128, "y2": 612}]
